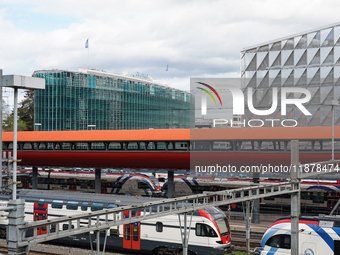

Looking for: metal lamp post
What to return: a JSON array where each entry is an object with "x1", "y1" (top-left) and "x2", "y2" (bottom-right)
[
  {"x1": 0, "y1": 70, "x2": 45, "y2": 199},
  {"x1": 331, "y1": 100, "x2": 339, "y2": 161}
]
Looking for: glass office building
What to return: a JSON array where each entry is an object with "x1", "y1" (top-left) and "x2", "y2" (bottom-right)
[
  {"x1": 33, "y1": 68, "x2": 194, "y2": 131},
  {"x1": 241, "y1": 22, "x2": 340, "y2": 126}
]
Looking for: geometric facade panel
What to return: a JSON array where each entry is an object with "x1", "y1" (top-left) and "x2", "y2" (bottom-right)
[{"x1": 241, "y1": 23, "x2": 340, "y2": 126}]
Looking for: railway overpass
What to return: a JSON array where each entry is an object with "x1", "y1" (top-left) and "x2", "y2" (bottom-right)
[
  {"x1": 2, "y1": 126, "x2": 340, "y2": 169},
  {"x1": 2, "y1": 126, "x2": 340, "y2": 198}
]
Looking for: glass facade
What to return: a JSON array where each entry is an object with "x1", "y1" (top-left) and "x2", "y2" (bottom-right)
[
  {"x1": 33, "y1": 69, "x2": 194, "y2": 131},
  {"x1": 241, "y1": 23, "x2": 340, "y2": 126}
]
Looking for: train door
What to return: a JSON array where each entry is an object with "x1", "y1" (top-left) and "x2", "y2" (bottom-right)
[
  {"x1": 33, "y1": 203, "x2": 48, "y2": 235},
  {"x1": 101, "y1": 180, "x2": 107, "y2": 194},
  {"x1": 68, "y1": 178, "x2": 77, "y2": 190},
  {"x1": 122, "y1": 211, "x2": 141, "y2": 250},
  {"x1": 21, "y1": 176, "x2": 30, "y2": 189}
]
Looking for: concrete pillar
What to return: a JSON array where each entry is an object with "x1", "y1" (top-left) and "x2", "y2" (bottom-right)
[
  {"x1": 95, "y1": 168, "x2": 101, "y2": 194},
  {"x1": 252, "y1": 172, "x2": 260, "y2": 224},
  {"x1": 7, "y1": 199, "x2": 28, "y2": 254},
  {"x1": 291, "y1": 140, "x2": 300, "y2": 255},
  {"x1": 32, "y1": 166, "x2": 38, "y2": 190},
  {"x1": 167, "y1": 171, "x2": 174, "y2": 198}
]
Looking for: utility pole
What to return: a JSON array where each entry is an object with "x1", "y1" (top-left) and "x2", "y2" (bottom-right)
[{"x1": 290, "y1": 140, "x2": 300, "y2": 255}]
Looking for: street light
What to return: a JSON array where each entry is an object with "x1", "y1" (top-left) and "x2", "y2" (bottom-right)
[{"x1": 0, "y1": 70, "x2": 45, "y2": 200}]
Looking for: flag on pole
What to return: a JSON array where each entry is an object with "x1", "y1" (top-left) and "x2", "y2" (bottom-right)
[
  {"x1": 165, "y1": 65, "x2": 168, "y2": 71},
  {"x1": 85, "y1": 39, "x2": 89, "y2": 48}
]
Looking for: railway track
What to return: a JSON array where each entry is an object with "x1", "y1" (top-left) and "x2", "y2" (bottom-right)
[
  {"x1": 231, "y1": 230, "x2": 263, "y2": 252},
  {"x1": 0, "y1": 245, "x2": 59, "y2": 255}
]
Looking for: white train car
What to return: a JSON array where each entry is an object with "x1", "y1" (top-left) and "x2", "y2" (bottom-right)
[
  {"x1": 255, "y1": 216, "x2": 340, "y2": 255},
  {"x1": 0, "y1": 195, "x2": 234, "y2": 255}
]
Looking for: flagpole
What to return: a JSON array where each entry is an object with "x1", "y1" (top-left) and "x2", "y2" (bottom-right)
[
  {"x1": 87, "y1": 39, "x2": 90, "y2": 69},
  {"x1": 166, "y1": 64, "x2": 169, "y2": 85}
]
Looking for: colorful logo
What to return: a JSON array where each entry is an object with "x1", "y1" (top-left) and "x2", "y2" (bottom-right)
[{"x1": 196, "y1": 82, "x2": 222, "y2": 106}]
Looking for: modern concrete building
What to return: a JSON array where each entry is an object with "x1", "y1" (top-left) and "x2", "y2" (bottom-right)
[
  {"x1": 33, "y1": 68, "x2": 194, "y2": 131},
  {"x1": 241, "y1": 22, "x2": 340, "y2": 126}
]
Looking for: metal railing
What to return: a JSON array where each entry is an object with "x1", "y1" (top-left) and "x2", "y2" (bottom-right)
[{"x1": 18, "y1": 181, "x2": 299, "y2": 247}]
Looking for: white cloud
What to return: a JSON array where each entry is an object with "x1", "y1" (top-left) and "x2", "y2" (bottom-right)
[{"x1": 0, "y1": 0, "x2": 339, "y2": 94}]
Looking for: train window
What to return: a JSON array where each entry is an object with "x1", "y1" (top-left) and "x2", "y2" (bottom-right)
[
  {"x1": 108, "y1": 142, "x2": 122, "y2": 150},
  {"x1": 313, "y1": 141, "x2": 321, "y2": 150},
  {"x1": 265, "y1": 234, "x2": 290, "y2": 249},
  {"x1": 286, "y1": 141, "x2": 291, "y2": 151},
  {"x1": 138, "y1": 182, "x2": 149, "y2": 189},
  {"x1": 175, "y1": 142, "x2": 188, "y2": 150},
  {"x1": 46, "y1": 143, "x2": 54, "y2": 150},
  {"x1": 66, "y1": 201, "x2": 78, "y2": 210},
  {"x1": 63, "y1": 224, "x2": 74, "y2": 230},
  {"x1": 52, "y1": 200, "x2": 63, "y2": 209},
  {"x1": 156, "y1": 222, "x2": 163, "y2": 232},
  {"x1": 168, "y1": 142, "x2": 174, "y2": 150},
  {"x1": 50, "y1": 224, "x2": 56, "y2": 233},
  {"x1": 38, "y1": 199, "x2": 45, "y2": 207},
  {"x1": 22, "y1": 143, "x2": 33, "y2": 150},
  {"x1": 91, "y1": 203, "x2": 103, "y2": 211},
  {"x1": 124, "y1": 225, "x2": 130, "y2": 240},
  {"x1": 38, "y1": 178, "x2": 46, "y2": 184},
  {"x1": 156, "y1": 142, "x2": 166, "y2": 150},
  {"x1": 111, "y1": 182, "x2": 123, "y2": 189},
  {"x1": 301, "y1": 192, "x2": 311, "y2": 200},
  {"x1": 127, "y1": 142, "x2": 139, "y2": 150},
  {"x1": 299, "y1": 141, "x2": 312, "y2": 151},
  {"x1": 139, "y1": 142, "x2": 146, "y2": 150},
  {"x1": 240, "y1": 141, "x2": 252, "y2": 151},
  {"x1": 195, "y1": 223, "x2": 218, "y2": 237},
  {"x1": 81, "y1": 202, "x2": 88, "y2": 211},
  {"x1": 38, "y1": 143, "x2": 46, "y2": 150},
  {"x1": 75, "y1": 142, "x2": 88, "y2": 150},
  {"x1": 91, "y1": 142, "x2": 106, "y2": 150},
  {"x1": 147, "y1": 142, "x2": 155, "y2": 150},
  {"x1": 89, "y1": 180, "x2": 95, "y2": 189},
  {"x1": 213, "y1": 141, "x2": 232, "y2": 151},
  {"x1": 110, "y1": 228, "x2": 119, "y2": 237},
  {"x1": 194, "y1": 142, "x2": 210, "y2": 150},
  {"x1": 216, "y1": 218, "x2": 229, "y2": 236},
  {"x1": 99, "y1": 230, "x2": 107, "y2": 237},
  {"x1": 61, "y1": 143, "x2": 71, "y2": 150},
  {"x1": 108, "y1": 204, "x2": 117, "y2": 209},
  {"x1": 313, "y1": 192, "x2": 325, "y2": 203},
  {"x1": 133, "y1": 225, "x2": 139, "y2": 241},
  {"x1": 260, "y1": 141, "x2": 274, "y2": 151}
]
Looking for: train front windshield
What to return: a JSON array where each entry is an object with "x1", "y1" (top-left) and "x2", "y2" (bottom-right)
[
  {"x1": 203, "y1": 207, "x2": 230, "y2": 236},
  {"x1": 215, "y1": 218, "x2": 229, "y2": 236},
  {"x1": 145, "y1": 175, "x2": 160, "y2": 188}
]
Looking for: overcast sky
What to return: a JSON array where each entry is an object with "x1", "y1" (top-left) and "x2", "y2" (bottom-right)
[{"x1": 1, "y1": 0, "x2": 340, "y2": 105}]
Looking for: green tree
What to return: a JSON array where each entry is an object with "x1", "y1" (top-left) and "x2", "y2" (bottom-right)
[
  {"x1": 18, "y1": 89, "x2": 34, "y2": 131},
  {"x1": 3, "y1": 113, "x2": 28, "y2": 132}
]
